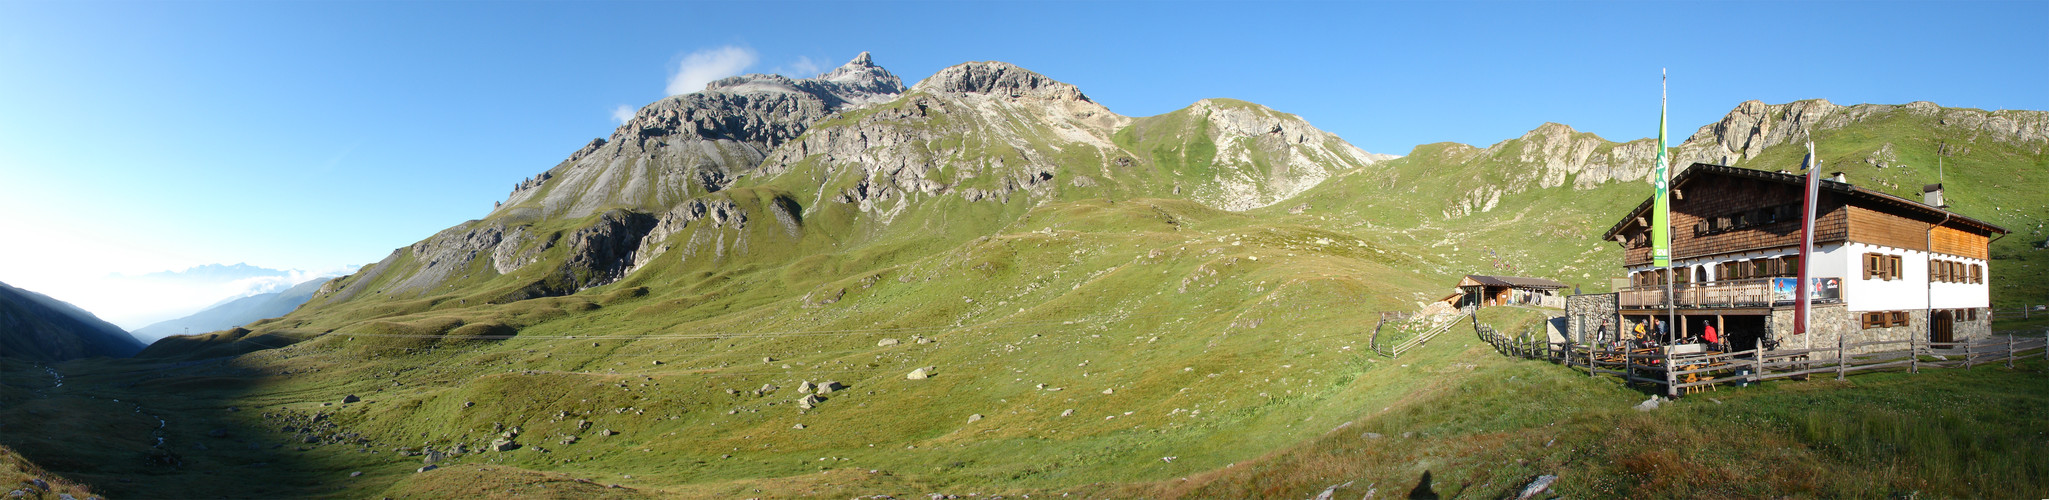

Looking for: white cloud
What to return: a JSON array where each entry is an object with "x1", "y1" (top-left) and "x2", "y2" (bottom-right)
[
  {"x1": 666, "y1": 46, "x2": 757, "y2": 96},
  {"x1": 776, "y1": 56, "x2": 822, "y2": 78},
  {"x1": 612, "y1": 105, "x2": 637, "y2": 125}
]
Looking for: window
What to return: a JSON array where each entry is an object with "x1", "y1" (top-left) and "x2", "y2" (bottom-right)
[
  {"x1": 1971, "y1": 264, "x2": 1983, "y2": 284},
  {"x1": 1864, "y1": 253, "x2": 1904, "y2": 280},
  {"x1": 1864, "y1": 310, "x2": 1913, "y2": 329}
]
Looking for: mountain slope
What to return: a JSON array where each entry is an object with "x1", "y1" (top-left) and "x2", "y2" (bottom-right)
[
  {"x1": 129, "y1": 277, "x2": 333, "y2": 341},
  {"x1": 41, "y1": 54, "x2": 2044, "y2": 500},
  {"x1": 0, "y1": 281, "x2": 145, "y2": 361}
]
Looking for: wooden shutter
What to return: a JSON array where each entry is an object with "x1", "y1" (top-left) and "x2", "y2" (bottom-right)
[
  {"x1": 1888, "y1": 255, "x2": 1903, "y2": 280},
  {"x1": 1863, "y1": 254, "x2": 1878, "y2": 279}
]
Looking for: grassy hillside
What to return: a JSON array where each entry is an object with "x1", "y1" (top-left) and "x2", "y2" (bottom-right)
[{"x1": 5, "y1": 99, "x2": 2045, "y2": 498}]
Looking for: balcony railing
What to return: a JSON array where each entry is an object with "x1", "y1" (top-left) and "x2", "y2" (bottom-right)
[{"x1": 1619, "y1": 277, "x2": 1843, "y2": 309}]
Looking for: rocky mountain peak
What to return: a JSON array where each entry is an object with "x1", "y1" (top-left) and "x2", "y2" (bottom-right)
[
  {"x1": 911, "y1": 61, "x2": 1089, "y2": 102},
  {"x1": 817, "y1": 51, "x2": 904, "y2": 97}
]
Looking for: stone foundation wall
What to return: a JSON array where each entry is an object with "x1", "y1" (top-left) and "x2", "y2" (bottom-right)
[{"x1": 1770, "y1": 306, "x2": 1991, "y2": 355}]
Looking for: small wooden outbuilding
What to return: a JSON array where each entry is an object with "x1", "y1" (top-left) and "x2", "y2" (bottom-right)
[{"x1": 1457, "y1": 275, "x2": 1569, "y2": 308}]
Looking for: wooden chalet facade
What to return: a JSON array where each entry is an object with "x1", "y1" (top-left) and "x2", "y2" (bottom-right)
[{"x1": 1594, "y1": 163, "x2": 2007, "y2": 353}]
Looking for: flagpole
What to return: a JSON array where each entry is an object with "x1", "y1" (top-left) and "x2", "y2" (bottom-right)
[
  {"x1": 1796, "y1": 140, "x2": 1819, "y2": 339},
  {"x1": 1660, "y1": 70, "x2": 1675, "y2": 344}
]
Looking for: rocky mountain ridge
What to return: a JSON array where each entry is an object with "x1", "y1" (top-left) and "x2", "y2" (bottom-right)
[
  {"x1": 308, "y1": 53, "x2": 1391, "y2": 307},
  {"x1": 1421, "y1": 99, "x2": 2049, "y2": 219}
]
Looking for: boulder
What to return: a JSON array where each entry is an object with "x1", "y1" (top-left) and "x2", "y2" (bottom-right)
[
  {"x1": 1515, "y1": 474, "x2": 1559, "y2": 500},
  {"x1": 798, "y1": 381, "x2": 815, "y2": 393},
  {"x1": 877, "y1": 338, "x2": 900, "y2": 347},
  {"x1": 793, "y1": 423, "x2": 807, "y2": 429},
  {"x1": 798, "y1": 394, "x2": 824, "y2": 409},
  {"x1": 416, "y1": 465, "x2": 437, "y2": 473},
  {"x1": 341, "y1": 394, "x2": 360, "y2": 404},
  {"x1": 1634, "y1": 397, "x2": 1663, "y2": 412},
  {"x1": 818, "y1": 381, "x2": 846, "y2": 394},
  {"x1": 490, "y1": 438, "x2": 517, "y2": 452},
  {"x1": 600, "y1": 429, "x2": 618, "y2": 436},
  {"x1": 966, "y1": 414, "x2": 983, "y2": 423}
]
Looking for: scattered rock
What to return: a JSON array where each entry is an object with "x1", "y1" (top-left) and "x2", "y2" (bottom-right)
[
  {"x1": 600, "y1": 429, "x2": 618, "y2": 437},
  {"x1": 878, "y1": 338, "x2": 900, "y2": 347},
  {"x1": 799, "y1": 394, "x2": 824, "y2": 409},
  {"x1": 818, "y1": 381, "x2": 846, "y2": 394},
  {"x1": 491, "y1": 438, "x2": 518, "y2": 452},
  {"x1": 763, "y1": 357, "x2": 776, "y2": 363},
  {"x1": 424, "y1": 449, "x2": 446, "y2": 465},
  {"x1": 798, "y1": 381, "x2": 816, "y2": 393},
  {"x1": 416, "y1": 465, "x2": 437, "y2": 473},
  {"x1": 967, "y1": 414, "x2": 983, "y2": 423},
  {"x1": 1060, "y1": 409, "x2": 1074, "y2": 417},
  {"x1": 907, "y1": 368, "x2": 931, "y2": 380},
  {"x1": 1101, "y1": 388, "x2": 1114, "y2": 395},
  {"x1": 1635, "y1": 397, "x2": 1663, "y2": 412},
  {"x1": 760, "y1": 384, "x2": 779, "y2": 393},
  {"x1": 349, "y1": 471, "x2": 363, "y2": 478},
  {"x1": 463, "y1": 401, "x2": 474, "y2": 408},
  {"x1": 1515, "y1": 474, "x2": 1559, "y2": 499},
  {"x1": 793, "y1": 423, "x2": 807, "y2": 430},
  {"x1": 560, "y1": 435, "x2": 578, "y2": 445},
  {"x1": 341, "y1": 395, "x2": 360, "y2": 404}
]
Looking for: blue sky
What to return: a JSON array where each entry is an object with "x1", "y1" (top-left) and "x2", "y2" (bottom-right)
[{"x1": 1, "y1": 1, "x2": 2044, "y2": 327}]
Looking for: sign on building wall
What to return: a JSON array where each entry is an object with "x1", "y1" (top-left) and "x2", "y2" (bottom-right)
[{"x1": 1771, "y1": 277, "x2": 1842, "y2": 304}]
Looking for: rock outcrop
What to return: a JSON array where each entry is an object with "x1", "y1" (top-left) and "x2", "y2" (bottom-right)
[{"x1": 494, "y1": 52, "x2": 906, "y2": 220}]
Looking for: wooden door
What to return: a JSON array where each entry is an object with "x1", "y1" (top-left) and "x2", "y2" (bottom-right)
[{"x1": 1932, "y1": 310, "x2": 1954, "y2": 344}]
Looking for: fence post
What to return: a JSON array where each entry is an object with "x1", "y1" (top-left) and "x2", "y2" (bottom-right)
[
  {"x1": 1844, "y1": 334, "x2": 1860, "y2": 381},
  {"x1": 1666, "y1": 352, "x2": 1678, "y2": 397},
  {"x1": 1753, "y1": 347, "x2": 1765, "y2": 385},
  {"x1": 1910, "y1": 337, "x2": 1919, "y2": 374},
  {"x1": 1964, "y1": 341, "x2": 1973, "y2": 370},
  {"x1": 2008, "y1": 334, "x2": 2016, "y2": 369}
]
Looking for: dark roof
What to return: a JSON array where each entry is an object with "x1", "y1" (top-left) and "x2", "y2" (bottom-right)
[
  {"x1": 1602, "y1": 163, "x2": 2008, "y2": 241},
  {"x1": 1462, "y1": 275, "x2": 1569, "y2": 289}
]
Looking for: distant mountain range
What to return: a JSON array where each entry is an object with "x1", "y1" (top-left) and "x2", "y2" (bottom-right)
[
  {"x1": 0, "y1": 280, "x2": 145, "y2": 361},
  {"x1": 129, "y1": 277, "x2": 333, "y2": 341}
]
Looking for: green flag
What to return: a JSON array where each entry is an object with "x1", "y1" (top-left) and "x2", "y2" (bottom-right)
[{"x1": 1651, "y1": 71, "x2": 1671, "y2": 268}]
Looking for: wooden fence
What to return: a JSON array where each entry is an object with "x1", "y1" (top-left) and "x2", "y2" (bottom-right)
[
  {"x1": 1373, "y1": 310, "x2": 1470, "y2": 358},
  {"x1": 1479, "y1": 326, "x2": 2049, "y2": 396},
  {"x1": 1992, "y1": 304, "x2": 2048, "y2": 321}
]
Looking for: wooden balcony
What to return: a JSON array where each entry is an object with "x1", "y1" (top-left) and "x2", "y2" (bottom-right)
[{"x1": 1619, "y1": 277, "x2": 1842, "y2": 309}]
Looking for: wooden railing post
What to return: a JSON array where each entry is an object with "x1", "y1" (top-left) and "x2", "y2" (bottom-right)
[
  {"x1": 1844, "y1": 334, "x2": 1860, "y2": 381},
  {"x1": 2009, "y1": 334, "x2": 2017, "y2": 369},
  {"x1": 1964, "y1": 341, "x2": 1973, "y2": 370},
  {"x1": 1753, "y1": 347, "x2": 1764, "y2": 385},
  {"x1": 1666, "y1": 352, "x2": 1678, "y2": 397},
  {"x1": 1910, "y1": 337, "x2": 1919, "y2": 374}
]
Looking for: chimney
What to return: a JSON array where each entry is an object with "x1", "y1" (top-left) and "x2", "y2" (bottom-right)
[
  {"x1": 1923, "y1": 183, "x2": 1947, "y2": 208},
  {"x1": 1829, "y1": 172, "x2": 1847, "y2": 183}
]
